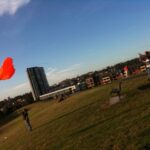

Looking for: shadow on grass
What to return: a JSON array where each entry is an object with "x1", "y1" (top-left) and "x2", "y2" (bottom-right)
[
  {"x1": 138, "y1": 127, "x2": 150, "y2": 150},
  {"x1": 140, "y1": 128, "x2": 150, "y2": 137},
  {"x1": 68, "y1": 110, "x2": 130, "y2": 137},
  {"x1": 0, "y1": 112, "x2": 20, "y2": 127},
  {"x1": 68, "y1": 101, "x2": 150, "y2": 138},
  {"x1": 34, "y1": 98, "x2": 149, "y2": 134},
  {"x1": 139, "y1": 144, "x2": 150, "y2": 150},
  {"x1": 34, "y1": 99, "x2": 100, "y2": 131},
  {"x1": 138, "y1": 83, "x2": 150, "y2": 90}
]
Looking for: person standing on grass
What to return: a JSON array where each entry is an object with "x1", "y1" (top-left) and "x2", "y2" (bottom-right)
[
  {"x1": 145, "y1": 58, "x2": 150, "y2": 80},
  {"x1": 22, "y1": 108, "x2": 32, "y2": 131},
  {"x1": 139, "y1": 51, "x2": 150, "y2": 80}
]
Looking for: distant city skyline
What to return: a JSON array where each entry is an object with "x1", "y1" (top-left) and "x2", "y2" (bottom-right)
[{"x1": 0, "y1": 0, "x2": 150, "y2": 100}]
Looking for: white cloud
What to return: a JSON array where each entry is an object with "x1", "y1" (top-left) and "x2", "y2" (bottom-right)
[
  {"x1": 47, "y1": 64, "x2": 82, "y2": 85},
  {"x1": 0, "y1": 82, "x2": 30, "y2": 100},
  {"x1": 59, "y1": 64, "x2": 81, "y2": 73},
  {"x1": 0, "y1": 0, "x2": 30, "y2": 16},
  {"x1": 13, "y1": 82, "x2": 29, "y2": 90}
]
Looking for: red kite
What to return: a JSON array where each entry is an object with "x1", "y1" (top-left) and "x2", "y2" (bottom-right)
[{"x1": 0, "y1": 57, "x2": 15, "y2": 80}]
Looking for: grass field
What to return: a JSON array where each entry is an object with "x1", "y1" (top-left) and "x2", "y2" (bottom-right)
[{"x1": 0, "y1": 74, "x2": 150, "y2": 150}]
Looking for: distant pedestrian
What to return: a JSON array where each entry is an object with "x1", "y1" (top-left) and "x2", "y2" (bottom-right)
[
  {"x1": 22, "y1": 108, "x2": 32, "y2": 131},
  {"x1": 145, "y1": 59, "x2": 150, "y2": 80},
  {"x1": 58, "y1": 94, "x2": 65, "y2": 102}
]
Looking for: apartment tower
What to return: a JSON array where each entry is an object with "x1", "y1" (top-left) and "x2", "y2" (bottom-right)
[{"x1": 27, "y1": 67, "x2": 49, "y2": 100}]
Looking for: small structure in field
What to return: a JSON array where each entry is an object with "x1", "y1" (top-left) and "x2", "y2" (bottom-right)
[{"x1": 110, "y1": 81, "x2": 122, "y2": 99}]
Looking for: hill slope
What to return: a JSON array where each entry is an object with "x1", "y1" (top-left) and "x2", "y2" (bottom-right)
[{"x1": 0, "y1": 75, "x2": 150, "y2": 150}]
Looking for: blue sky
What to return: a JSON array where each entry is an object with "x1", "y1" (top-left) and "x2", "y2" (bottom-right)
[{"x1": 0, "y1": 0, "x2": 150, "y2": 100}]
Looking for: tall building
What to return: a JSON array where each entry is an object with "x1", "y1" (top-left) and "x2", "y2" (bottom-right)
[{"x1": 27, "y1": 67, "x2": 49, "y2": 100}]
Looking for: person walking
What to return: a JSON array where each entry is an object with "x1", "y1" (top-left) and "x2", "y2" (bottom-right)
[
  {"x1": 145, "y1": 58, "x2": 150, "y2": 80},
  {"x1": 22, "y1": 108, "x2": 32, "y2": 131}
]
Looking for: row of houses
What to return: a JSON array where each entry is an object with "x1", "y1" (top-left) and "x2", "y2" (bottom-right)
[
  {"x1": 86, "y1": 76, "x2": 111, "y2": 88},
  {"x1": 41, "y1": 64, "x2": 146, "y2": 101},
  {"x1": 85, "y1": 64, "x2": 147, "y2": 89}
]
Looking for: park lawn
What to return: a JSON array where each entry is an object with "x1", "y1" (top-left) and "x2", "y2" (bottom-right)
[{"x1": 0, "y1": 74, "x2": 150, "y2": 150}]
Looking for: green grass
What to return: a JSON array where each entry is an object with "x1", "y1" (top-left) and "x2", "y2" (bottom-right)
[{"x1": 0, "y1": 75, "x2": 150, "y2": 150}]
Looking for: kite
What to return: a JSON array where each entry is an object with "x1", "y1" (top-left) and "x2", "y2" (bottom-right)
[{"x1": 0, "y1": 57, "x2": 15, "y2": 80}]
